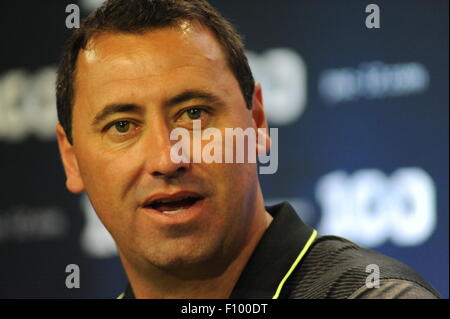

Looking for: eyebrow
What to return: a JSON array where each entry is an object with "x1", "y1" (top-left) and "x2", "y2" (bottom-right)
[
  {"x1": 92, "y1": 103, "x2": 144, "y2": 126},
  {"x1": 164, "y1": 90, "x2": 225, "y2": 108}
]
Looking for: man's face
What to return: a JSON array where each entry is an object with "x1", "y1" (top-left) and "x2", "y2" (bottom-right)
[{"x1": 57, "y1": 22, "x2": 268, "y2": 272}]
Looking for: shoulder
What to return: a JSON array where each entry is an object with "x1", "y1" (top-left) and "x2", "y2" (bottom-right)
[
  {"x1": 283, "y1": 235, "x2": 440, "y2": 299},
  {"x1": 348, "y1": 279, "x2": 439, "y2": 299}
]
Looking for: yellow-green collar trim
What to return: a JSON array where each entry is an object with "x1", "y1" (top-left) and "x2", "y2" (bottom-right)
[
  {"x1": 117, "y1": 202, "x2": 316, "y2": 299},
  {"x1": 272, "y1": 229, "x2": 317, "y2": 299},
  {"x1": 116, "y1": 230, "x2": 318, "y2": 300}
]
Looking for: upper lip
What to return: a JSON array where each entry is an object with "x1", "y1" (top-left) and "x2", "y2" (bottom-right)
[{"x1": 142, "y1": 191, "x2": 205, "y2": 208}]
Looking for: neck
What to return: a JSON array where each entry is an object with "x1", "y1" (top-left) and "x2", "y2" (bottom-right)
[{"x1": 120, "y1": 193, "x2": 273, "y2": 299}]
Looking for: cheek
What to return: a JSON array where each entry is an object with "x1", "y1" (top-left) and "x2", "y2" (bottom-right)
[
  {"x1": 76, "y1": 145, "x2": 139, "y2": 210},
  {"x1": 206, "y1": 161, "x2": 257, "y2": 202},
  {"x1": 78, "y1": 152, "x2": 139, "y2": 241}
]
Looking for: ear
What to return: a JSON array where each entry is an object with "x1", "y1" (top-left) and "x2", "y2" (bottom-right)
[
  {"x1": 251, "y1": 82, "x2": 271, "y2": 154},
  {"x1": 55, "y1": 124, "x2": 85, "y2": 193}
]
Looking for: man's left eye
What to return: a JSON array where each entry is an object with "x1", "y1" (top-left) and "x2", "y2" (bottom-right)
[
  {"x1": 113, "y1": 120, "x2": 132, "y2": 133},
  {"x1": 184, "y1": 107, "x2": 205, "y2": 120}
]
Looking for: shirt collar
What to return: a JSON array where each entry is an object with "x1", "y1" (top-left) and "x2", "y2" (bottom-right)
[
  {"x1": 229, "y1": 201, "x2": 316, "y2": 298},
  {"x1": 121, "y1": 201, "x2": 316, "y2": 299}
]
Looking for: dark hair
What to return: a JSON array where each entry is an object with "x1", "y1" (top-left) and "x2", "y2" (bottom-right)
[{"x1": 56, "y1": 0, "x2": 254, "y2": 144}]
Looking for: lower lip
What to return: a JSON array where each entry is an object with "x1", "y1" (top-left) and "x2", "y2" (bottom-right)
[{"x1": 140, "y1": 198, "x2": 206, "y2": 224}]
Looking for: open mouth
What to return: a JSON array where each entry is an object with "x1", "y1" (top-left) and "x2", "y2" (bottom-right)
[{"x1": 144, "y1": 196, "x2": 204, "y2": 214}]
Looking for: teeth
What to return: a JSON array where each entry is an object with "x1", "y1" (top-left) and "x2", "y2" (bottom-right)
[{"x1": 161, "y1": 209, "x2": 186, "y2": 214}]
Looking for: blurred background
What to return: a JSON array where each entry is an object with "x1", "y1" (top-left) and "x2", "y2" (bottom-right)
[{"x1": 0, "y1": 0, "x2": 448, "y2": 298}]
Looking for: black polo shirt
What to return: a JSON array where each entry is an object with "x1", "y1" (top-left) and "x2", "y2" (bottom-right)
[{"x1": 118, "y1": 202, "x2": 440, "y2": 299}]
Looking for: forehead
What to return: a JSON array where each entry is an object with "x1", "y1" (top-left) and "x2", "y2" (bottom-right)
[{"x1": 74, "y1": 22, "x2": 232, "y2": 107}]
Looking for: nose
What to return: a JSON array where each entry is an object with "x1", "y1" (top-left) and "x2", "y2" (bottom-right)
[{"x1": 144, "y1": 122, "x2": 190, "y2": 179}]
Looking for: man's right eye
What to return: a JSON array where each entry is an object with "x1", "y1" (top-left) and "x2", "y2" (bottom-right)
[{"x1": 104, "y1": 120, "x2": 140, "y2": 137}]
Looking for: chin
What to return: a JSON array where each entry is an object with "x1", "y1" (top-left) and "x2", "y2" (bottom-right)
[{"x1": 145, "y1": 240, "x2": 226, "y2": 277}]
